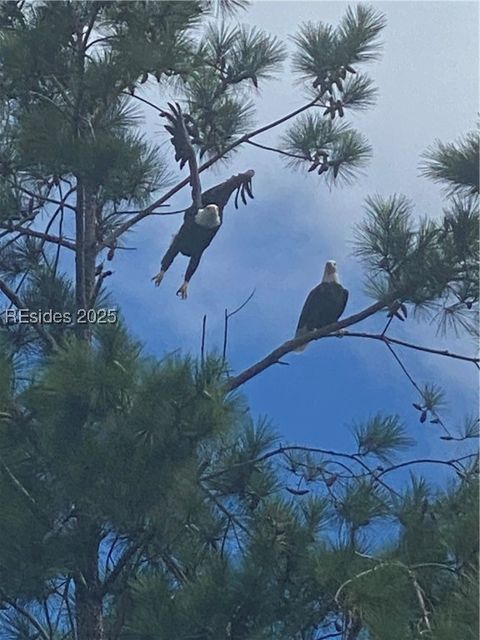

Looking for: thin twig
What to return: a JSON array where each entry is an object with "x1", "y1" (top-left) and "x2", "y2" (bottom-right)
[
  {"x1": 0, "y1": 455, "x2": 51, "y2": 527},
  {"x1": 43, "y1": 599, "x2": 54, "y2": 639},
  {"x1": 201, "y1": 314, "x2": 207, "y2": 365},
  {"x1": 223, "y1": 288, "x2": 256, "y2": 362},
  {"x1": 332, "y1": 330, "x2": 479, "y2": 365},
  {"x1": 222, "y1": 308, "x2": 228, "y2": 362},
  {"x1": 203, "y1": 445, "x2": 474, "y2": 489},
  {"x1": 375, "y1": 454, "x2": 477, "y2": 480},
  {"x1": 385, "y1": 343, "x2": 452, "y2": 437},
  {"x1": 246, "y1": 139, "x2": 310, "y2": 161},
  {"x1": 105, "y1": 534, "x2": 121, "y2": 575},
  {"x1": 228, "y1": 288, "x2": 257, "y2": 318},
  {"x1": 53, "y1": 211, "x2": 65, "y2": 278}
]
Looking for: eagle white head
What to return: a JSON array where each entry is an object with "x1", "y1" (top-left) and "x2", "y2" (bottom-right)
[
  {"x1": 195, "y1": 204, "x2": 221, "y2": 229},
  {"x1": 322, "y1": 260, "x2": 339, "y2": 284}
]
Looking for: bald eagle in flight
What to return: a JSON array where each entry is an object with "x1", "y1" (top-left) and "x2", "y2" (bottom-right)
[
  {"x1": 294, "y1": 260, "x2": 348, "y2": 352},
  {"x1": 152, "y1": 103, "x2": 254, "y2": 299}
]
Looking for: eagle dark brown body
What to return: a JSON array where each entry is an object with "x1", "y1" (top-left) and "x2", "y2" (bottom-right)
[
  {"x1": 152, "y1": 103, "x2": 254, "y2": 298},
  {"x1": 295, "y1": 261, "x2": 348, "y2": 352}
]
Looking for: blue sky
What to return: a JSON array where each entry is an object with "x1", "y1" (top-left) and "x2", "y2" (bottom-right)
[{"x1": 106, "y1": 1, "x2": 478, "y2": 486}]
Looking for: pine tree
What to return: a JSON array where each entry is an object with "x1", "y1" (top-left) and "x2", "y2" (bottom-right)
[{"x1": 0, "y1": 2, "x2": 477, "y2": 639}]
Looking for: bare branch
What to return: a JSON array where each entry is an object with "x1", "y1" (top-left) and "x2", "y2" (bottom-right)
[
  {"x1": 11, "y1": 183, "x2": 77, "y2": 213},
  {"x1": 0, "y1": 223, "x2": 76, "y2": 250},
  {"x1": 385, "y1": 343, "x2": 452, "y2": 437},
  {"x1": 332, "y1": 331, "x2": 479, "y2": 365},
  {"x1": 246, "y1": 139, "x2": 310, "y2": 161},
  {"x1": 225, "y1": 300, "x2": 387, "y2": 391},
  {"x1": 203, "y1": 444, "x2": 475, "y2": 487},
  {"x1": 201, "y1": 314, "x2": 207, "y2": 365},
  {"x1": 223, "y1": 289, "x2": 256, "y2": 361},
  {"x1": 375, "y1": 454, "x2": 477, "y2": 480}
]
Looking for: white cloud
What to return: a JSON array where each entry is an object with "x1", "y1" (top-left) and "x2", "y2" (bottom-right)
[{"x1": 108, "y1": 0, "x2": 478, "y2": 423}]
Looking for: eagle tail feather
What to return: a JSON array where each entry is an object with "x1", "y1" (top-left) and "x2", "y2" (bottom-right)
[{"x1": 293, "y1": 329, "x2": 309, "y2": 353}]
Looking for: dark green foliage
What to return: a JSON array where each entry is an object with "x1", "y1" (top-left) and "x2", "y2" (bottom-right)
[
  {"x1": 0, "y1": 0, "x2": 195, "y2": 200},
  {"x1": 292, "y1": 5, "x2": 385, "y2": 80},
  {"x1": 339, "y1": 72, "x2": 378, "y2": 110},
  {"x1": 421, "y1": 130, "x2": 479, "y2": 196},
  {"x1": 182, "y1": 23, "x2": 286, "y2": 159},
  {"x1": 354, "y1": 192, "x2": 479, "y2": 334},
  {"x1": 281, "y1": 114, "x2": 372, "y2": 185},
  {"x1": 353, "y1": 413, "x2": 414, "y2": 462},
  {"x1": 0, "y1": 330, "x2": 477, "y2": 638},
  {"x1": 283, "y1": 5, "x2": 385, "y2": 183},
  {"x1": 0, "y1": 2, "x2": 477, "y2": 639}
]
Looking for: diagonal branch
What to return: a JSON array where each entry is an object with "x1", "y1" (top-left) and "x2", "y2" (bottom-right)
[
  {"x1": 100, "y1": 531, "x2": 153, "y2": 597},
  {"x1": 0, "y1": 592, "x2": 50, "y2": 640},
  {"x1": 0, "y1": 223, "x2": 76, "y2": 250},
  {"x1": 225, "y1": 300, "x2": 387, "y2": 391},
  {"x1": 0, "y1": 455, "x2": 51, "y2": 528},
  {"x1": 0, "y1": 279, "x2": 57, "y2": 349},
  {"x1": 385, "y1": 343, "x2": 452, "y2": 437},
  {"x1": 246, "y1": 139, "x2": 310, "y2": 161},
  {"x1": 111, "y1": 97, "x2": 319, "y2": 242},
  {"x1": 11, "y1": 183, "x2": 77, "y2": 213}
]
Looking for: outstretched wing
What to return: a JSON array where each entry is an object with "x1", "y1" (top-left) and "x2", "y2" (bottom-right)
[
  {"x1": 161, "y1": 102, "x2": 202, "y2": 211},
  {"x1": 202, "y1": 170, "x2": 255, "y2": 212}
]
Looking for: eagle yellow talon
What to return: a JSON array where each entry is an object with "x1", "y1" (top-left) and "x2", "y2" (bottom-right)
[
  {"x1": 152, "y1": 271, "x2": 165, "y2": 287},
  {"x1": 176, "y1": 282, "x2": 189, "y2": 299}
]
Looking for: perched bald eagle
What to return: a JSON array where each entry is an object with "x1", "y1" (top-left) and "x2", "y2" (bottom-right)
[
  {"x1": 294, "y1": 260, "x2": 348, "y2": 352},
  {"x1": 152, "y1": 103, "x2": 254, "y2": 299}
]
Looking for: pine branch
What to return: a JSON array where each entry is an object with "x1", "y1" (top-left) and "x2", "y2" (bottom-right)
[
  {"x1": 100, "y1": 532, "x2": 153, "y2": 597},
  {"x1": 203, "y1": 445, "x2": 475, "y2": 493},
  {"x1": 334, "y1": 559, "x2": 433, "y2": 634},
  {"x1": 159, "y1": 551, "x2": 189, "y2": 584},
  {"x1": 0, "y1": 222, "x2": 76, "y2": 250},
  {"x1": 11, "y1": 183, "x2": 77, "y2": 213},
  {"x1": 246, "y1": 139, "x2": 310, "y2": 161},
  {"x1": 225, "y1": 300, "x2": 387, "y2": 391},
  {"x1": 0, "y1": 592, "x2": 50, "y2": 640},
  {"x1": 375, "y1": 454, "x2": 477, "y2": 481},
  {"x1": 385, "y1": 343, "x2": 452, "y2": 437},
  {"x1": 330, "y1": 330, "x2": 479, "y2": 365},
  {"x1": 110, "y1": 96, "x2": 319, "y2": 241}
]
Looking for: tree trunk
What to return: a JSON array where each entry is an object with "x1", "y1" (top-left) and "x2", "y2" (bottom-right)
[
  {"x1": 74, "y1": 523, "x2": 104, "y2": 640},
  {"x1": 75, "y1": 180, "x2": 98, "y2": 337},
  {"x1": 75, "y1": 179, "x2": 86, "y2": 313},
  {"x1": 75, "y1": 582, "x2": 104, "y2": 640},
  {"x1": 84, "y1": 188, "x2": 98, "y2": 308}
]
